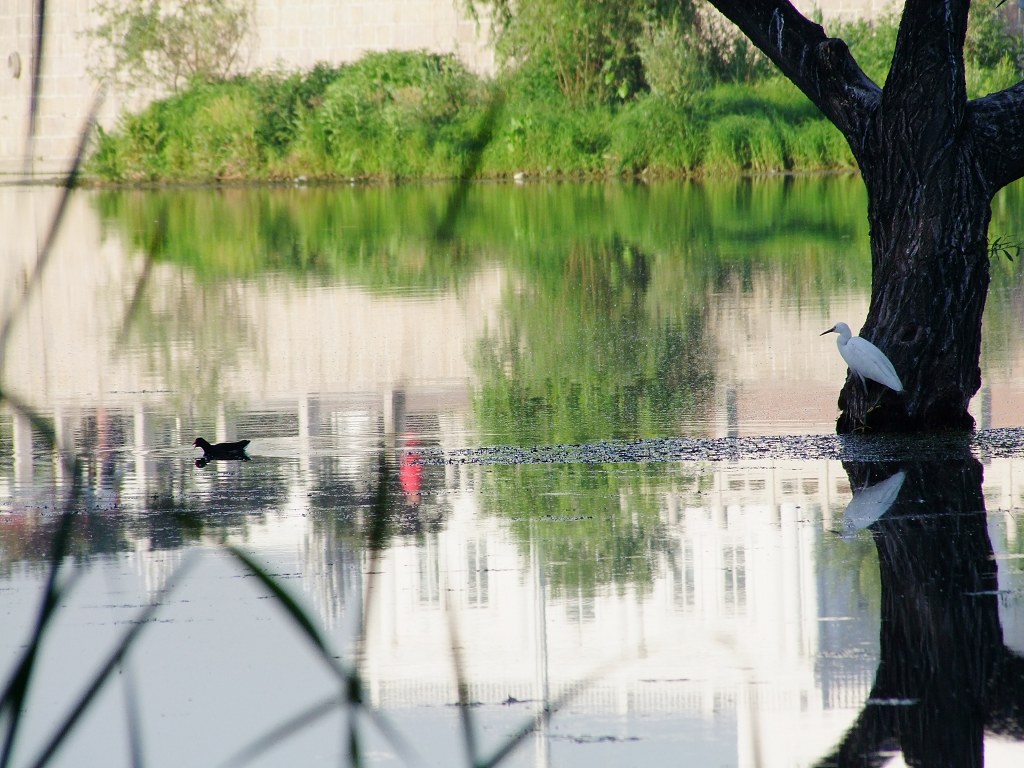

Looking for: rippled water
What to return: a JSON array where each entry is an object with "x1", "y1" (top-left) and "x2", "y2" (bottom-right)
[{"x1": 2, "y1": 178, "x2": 1024, "y2": 767}]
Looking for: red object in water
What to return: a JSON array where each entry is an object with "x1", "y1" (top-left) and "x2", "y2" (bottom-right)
[
  {"x1": 400, "y1": 440, "x2": 422, "y2": 504},
  {"x1": 192, "y1": 437, "x2": 251, "y2": 459}
]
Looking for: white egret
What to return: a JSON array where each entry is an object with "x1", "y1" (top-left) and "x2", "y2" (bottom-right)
[{"x1": 820, "y1": 321, "x2": 904, "y2": 393}]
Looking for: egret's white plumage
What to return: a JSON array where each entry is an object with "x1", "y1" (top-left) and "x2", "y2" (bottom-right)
[
  {"x1": 820, "y1": 321, "x2": 903, "y2": 393},
  {"x1": 841, "y1": 471, "x2": 906, "y2": 538}
]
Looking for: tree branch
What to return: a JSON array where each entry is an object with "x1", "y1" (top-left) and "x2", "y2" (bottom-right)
[
  {"x1": 969, "y1": 83, "x2": 1024, "y2": 190},
  {"x1": 885, "y1": 0, "x2": 968, "y2": 114},
  {"x1": 705, "y1": 0, "x2": 879, "y2": 155},
  {"x1": 878, "y1": 0, "x2": 969, "y2": 168}
]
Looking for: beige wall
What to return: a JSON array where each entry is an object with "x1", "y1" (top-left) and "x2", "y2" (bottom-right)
[
  {"x1": 795, "y1": 0, "x2": 895, "y2": 22},
  {"x1": 0, "y1": 1, "x2": 494, "y2": 176},
  {"x1": 251, "y1": 0, "x2": 493, "y2": 74},
  {"x1": 0, "y1": 4, "x2": 111, "y2": 177}
]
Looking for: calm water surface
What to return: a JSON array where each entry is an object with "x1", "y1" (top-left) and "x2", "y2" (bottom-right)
[{"x1": 2, "y1": 178, "x2": 1024, "y2": 766}]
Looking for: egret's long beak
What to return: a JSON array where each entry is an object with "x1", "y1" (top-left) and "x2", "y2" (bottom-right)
[{"x1": 820, "y1": 326, "x2": 837, "y2": 336}]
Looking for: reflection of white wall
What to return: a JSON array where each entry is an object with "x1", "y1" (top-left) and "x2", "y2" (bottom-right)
[
  {"x1": 7, "y1": 390, "x2": 1024, "y2": 764},
  {"x1": 242, "y1": 269, "x2": 505, "y2": 398},
  {"x1": 0, "y1": 188, "x2": 505, "y2": 421},
  {"x1": 710, "y1": 277, "x2": 872, "y2": 435},
  {"x1": 710, "y1": 277, "x2": 1024, "y2": 433},
  {"x1": 333, "y1": 455, "x2": 1024, "y2": 767},
  {"x1": 984, "y1": 458, "x2": 1024, "y2": 658},
  {"x1": 344, "y1": 458, "x2": 868, "y2": 768},
  {"x1": 1, "y1": 188, "x2": 158, "y2": 402}
]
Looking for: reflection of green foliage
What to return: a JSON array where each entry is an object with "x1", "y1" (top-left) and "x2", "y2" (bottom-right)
[
  {"x1": 460, "y1": 177, "x2": 872, "y2": 289},
  {"x1": 91, "y1": 175, "x2": 1024, "y2": 439},
  {"x1": 980, "y1": 182, "x2": 1024, "y2": 373},
  {"x1": 475, "y1": 240, "x2": 715, "y2": 444},
  {"x1": 489, "y1": 463, "x2": 668, "y2": 597},
  {"x1": 94, "y1": 186, "x2": 479, "y2": 289},
  {"x1": 464, "y1": 177, "x2": 874, "y2": 445},
  {"x1": 91, "y1": 176, "x2": 884, "y2": 435},
  {"x1": 818, "y1": 532, "x2": 882, "y2": 616},
  {"x1": 94, "y1": 176, "x2": 875, "y2": 291}
]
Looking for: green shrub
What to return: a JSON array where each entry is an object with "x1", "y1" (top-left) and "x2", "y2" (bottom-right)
[
  {"x1": 966, "y1": 2, "x2": 1024, "y2": 70},
  {"x1": 90, "y1": 111, "x2": 165, "y2": 181},
  {"x1": 636, "y1": 11, "x2": 772, "y2": 103},
  {"x1": 784, "y1": 120, "x2": 856, "y2": 170},
  {"x1": 481, "y1": 97, "x2": 612, "y2": 175},
  {"x1": 188, "y1": 91, "x2": 262, "y2": 178},
  {"x1": 309, "y1": 50, "x2": 478, "y2": 178},
  {"x1": 248, "y1": 64, "x2": 345, "y2": 156},
  {"x1": 477, "y1": 0, "x2": 648, "y2": 105},
  {"x1": 637, "y1": 17, "x2": 711, "y2": 102},
  {"x1": 610, "y1": 95, "x2": 700, "y2": 174},
  {"x1": 90, "y1": 81, "x2": 265, "y2": 181},
  {"x1": 85, "y1": 14, "x2": 1024, "y2": 185},
  {"x1": 702, "y1": 79, "x2": 820, "y2": 124},
  {"x1": 832, "y1": 6, "x2": 1023, "y2": 89},
  {"x1": 702, "y1": 115, "x2": 788, "y2": 173},
  {"x1": 967, "y1": 55, "x2": 1020, "y2": 98}
]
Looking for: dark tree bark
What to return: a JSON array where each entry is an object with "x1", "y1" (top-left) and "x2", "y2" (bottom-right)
[{"x1": 704, "y1": 0, "x2": 1024, "y2": 431}]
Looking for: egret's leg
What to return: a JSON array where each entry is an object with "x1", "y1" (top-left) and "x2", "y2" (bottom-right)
[{"x1": 865, "y1": 386, "x2": 886, "y2": 416}]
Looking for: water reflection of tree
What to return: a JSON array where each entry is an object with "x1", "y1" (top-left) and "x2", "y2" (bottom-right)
[
  {"x1": 488, "y1": 463, "x2": 670, "y2": 598},
  {"x1": 475, "y1": 239, "x2": 714, "y2": 444},
  {"x1": 94, "y1": 176, "x2": 878, "y2": 286},
  {"x1": 90, "y1": 178, "x2": 1024, "y2": 386},
  {"x1": 0, "y1": 410, "x2": 298, "y2": 571},
  {"x1": 820, "y1": 458, "x2": 1024, "y2": 766},
  {"x1": 94, "y1": 186, "x2": 482, "y2": 289},
  {"x1": 305, "y1": 453, "x2": 446, "y2": 546},
  {"x1": 470, "y1": 233, "x2": 714, "y2": 596}
]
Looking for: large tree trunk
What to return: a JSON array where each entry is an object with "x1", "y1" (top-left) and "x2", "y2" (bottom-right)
[
  {"x1": 704, "y1": 0, "x2": 1024, "y2": 432},
  {"x1": 842, "y1": 125, "x2": 993, "y2": 431}
]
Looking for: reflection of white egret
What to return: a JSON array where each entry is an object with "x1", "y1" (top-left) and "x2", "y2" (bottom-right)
[
  {"x1": 842, "y1": 470, "x2": 906, "y2": 538},
  {"x1": 820, "y1": 322, "x2": 903, "y2": 393}
]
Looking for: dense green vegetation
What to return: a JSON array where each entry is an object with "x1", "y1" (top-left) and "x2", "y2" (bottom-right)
[
  {"x1": 86, "y1": 52, "x2": 857, "y2": 182},
  {"x1": 86, "y1": 7, "x2": 1024, "y2": 184}
]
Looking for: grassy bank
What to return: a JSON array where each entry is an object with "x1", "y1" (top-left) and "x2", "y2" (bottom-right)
[
  {"x1": 86, "y1": 27, "x2": 1021, "y2": 184},
  {"x1": 87, "y1": 53, "x2": 856, "y2": 183}
]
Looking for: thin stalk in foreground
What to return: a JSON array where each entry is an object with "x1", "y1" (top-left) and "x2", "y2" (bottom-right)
[
  {"x1": 226, "y1": 542, "x2": 420, "y2": 767},
  {"x1": 23, "y1": 553, "x2": 200, "y2": 768}
]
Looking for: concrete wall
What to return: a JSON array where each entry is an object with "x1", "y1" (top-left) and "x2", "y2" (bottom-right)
[
  {"x1": 0, "y1": 3, "x2": 108, "y2": 177},
  {"x1": 795, "y1": 0, "x2": 894, "y2": 22},
  {"x1": 0, "y1": 1, "x2": 494, "y2": 176},
  {"x1": 251, "y1": 0, "x2": 493, "y2": 73}
]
